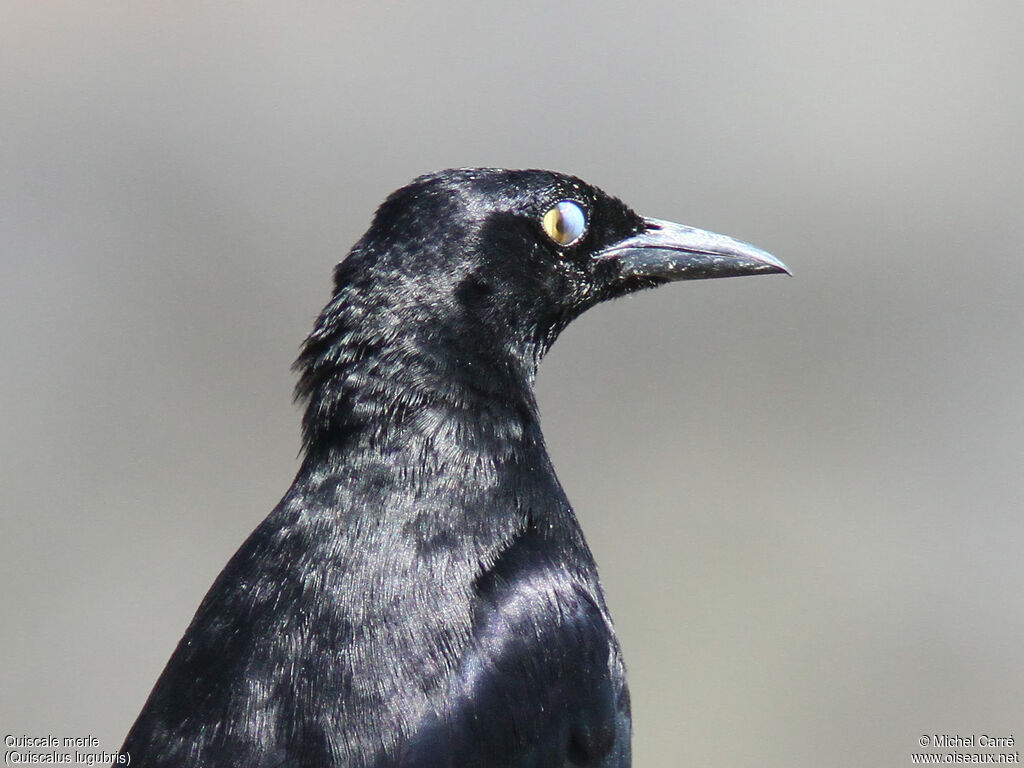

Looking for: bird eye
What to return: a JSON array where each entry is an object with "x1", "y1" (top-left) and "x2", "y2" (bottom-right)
[{"x1": 541, "y1": 200, "x2": 587, "y2": 246}]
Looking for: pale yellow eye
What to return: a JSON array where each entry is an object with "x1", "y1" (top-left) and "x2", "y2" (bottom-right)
[{"x1": 541, "y1": 200, "x2": 587, "y2": 246}]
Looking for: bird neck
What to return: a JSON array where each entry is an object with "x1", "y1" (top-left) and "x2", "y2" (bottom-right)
[
  {"x1": 294, "y1": 306, "x2": 547, "y2": 472},
  {"x1": 286, "y1": 287, "x2": 584, "y2": 572},
  {"x1": 290, "y1": 327, "x2": 568, "y2": 553}
]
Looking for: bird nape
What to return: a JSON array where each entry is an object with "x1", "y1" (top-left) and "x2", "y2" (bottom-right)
[{"x1": 118, "y1": 168, "x2": 788, "y2": 768}]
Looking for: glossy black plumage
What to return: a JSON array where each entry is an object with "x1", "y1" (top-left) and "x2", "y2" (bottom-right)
[{"x1": 118, "y1": 168, "x2": 786, "y2": 767}]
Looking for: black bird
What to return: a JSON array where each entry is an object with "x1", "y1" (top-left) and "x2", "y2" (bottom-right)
[{"x1": 118, "y1": 168, "x2": 787, "y2": 767}]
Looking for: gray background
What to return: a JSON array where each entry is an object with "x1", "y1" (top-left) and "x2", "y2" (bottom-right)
[{"x1": 3, "y1": 2, "x2": 1022, "y2": 766}]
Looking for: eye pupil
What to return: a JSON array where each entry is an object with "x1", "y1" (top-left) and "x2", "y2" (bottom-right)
[{"x1": 542, "y1": 200, "x2": 586, "y2": 246}]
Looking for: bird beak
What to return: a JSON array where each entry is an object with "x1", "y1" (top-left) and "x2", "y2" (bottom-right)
[{"x1": 595, "y1": 218, "x2": 790, "y2": 281}]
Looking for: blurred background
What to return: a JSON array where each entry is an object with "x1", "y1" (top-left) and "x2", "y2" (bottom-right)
[{"x1": 3, "y1": 2, "x2": 1022, "y2": 766}]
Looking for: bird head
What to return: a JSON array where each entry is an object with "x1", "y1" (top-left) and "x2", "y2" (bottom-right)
[{"x1": 334, "y1": 168, "x2": 785, "y2": 353}]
